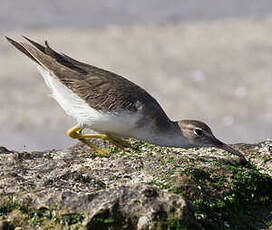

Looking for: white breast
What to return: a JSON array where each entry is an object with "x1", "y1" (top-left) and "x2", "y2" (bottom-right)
[{"x1": 37, "y1": 66, "x2": 145, "y2": 137}]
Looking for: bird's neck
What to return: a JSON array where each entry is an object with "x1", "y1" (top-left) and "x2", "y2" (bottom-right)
[{"x1": 144, "y1": 120, "x2": 190, "y2": 148}]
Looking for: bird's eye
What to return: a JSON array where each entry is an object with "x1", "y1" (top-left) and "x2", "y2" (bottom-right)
[{"x1": 194, "y1": 128, "x2": 203, "y2": 136}]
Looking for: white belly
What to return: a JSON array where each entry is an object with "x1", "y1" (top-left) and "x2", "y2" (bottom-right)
[{"x1": 37, "y1": 66, "x2": 144, "y2": 137}]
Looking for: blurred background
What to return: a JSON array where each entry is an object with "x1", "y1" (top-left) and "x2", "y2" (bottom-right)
[{"x1": 1, "y1": 0, "x2": 272, "y2": 151}]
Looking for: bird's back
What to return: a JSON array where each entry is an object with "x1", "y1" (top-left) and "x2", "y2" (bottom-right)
[{"x1": 6, "y1": 37, "x2": 172, "y2": 135}]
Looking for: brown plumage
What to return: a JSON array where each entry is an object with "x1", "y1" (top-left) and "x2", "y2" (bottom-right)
[
  {"x1": 6, "y1": 36, "x2": 247, "y2": 164},
  {"x1": 6, "y1": 37, "x2": 165, "y2": 113},
  {"x1": 6, "y1": 36, "x2": 173, "y2": 132}
]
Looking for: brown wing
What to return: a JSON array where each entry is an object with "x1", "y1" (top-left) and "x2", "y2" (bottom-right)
[{"x1": 6, "y1": 36, "x2": 167, "y2": 118}]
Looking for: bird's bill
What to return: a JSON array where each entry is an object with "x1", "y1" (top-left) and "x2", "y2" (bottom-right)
[
  {"x1": 219, "y1": 143, "x2": 245, "y2": 158},
  {"x1": 213, "y1": 138, "x2": 245, "y2": 159}
]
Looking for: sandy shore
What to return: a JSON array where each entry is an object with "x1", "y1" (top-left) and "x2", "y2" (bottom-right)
[{"x1": 1, "y1": 17, "x2": 272, "y2": 150}]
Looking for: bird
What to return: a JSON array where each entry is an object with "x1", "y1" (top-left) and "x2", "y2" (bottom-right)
[{"x1": 6, "y1": 36, "x2": 247, "y2": 163}]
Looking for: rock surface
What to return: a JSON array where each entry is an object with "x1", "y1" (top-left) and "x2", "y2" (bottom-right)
[{"x1": 0, "y1": 139, "x2": 272, "y2": 229}]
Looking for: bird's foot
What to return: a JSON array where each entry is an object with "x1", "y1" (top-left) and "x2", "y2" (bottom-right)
[
  {"x1": 78, "y1": 138, "x2": 110, "y2": 157},
  {"x1": 67, "y1": 125, "x2": 131, "y2": 155},
  {"x1": 67, "y1": 125, "x2": 109, "y2": 156}
]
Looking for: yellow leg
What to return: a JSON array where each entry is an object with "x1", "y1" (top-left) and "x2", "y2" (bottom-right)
[
  {"x1": 67, "y1": 125, "x2": 108, "y2": 156},
  {"x1": 67, "y1": 125, "x2": 82, "y2": 139},
  {"x1": 67, "y1": 125, "x2": 131, "y2": 154},
  {"x1": 77, "y1": 138, "x2": 108, "y2": 156}
]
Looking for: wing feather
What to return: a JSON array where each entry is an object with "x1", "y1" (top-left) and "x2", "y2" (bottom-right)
[{"x1": 6, "y1": 36, "x2": 169, "y2": 129}]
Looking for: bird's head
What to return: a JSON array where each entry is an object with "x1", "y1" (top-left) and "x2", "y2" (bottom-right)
[{"x1": 177, "y1": 120, "x2": 246, "y2": 160}]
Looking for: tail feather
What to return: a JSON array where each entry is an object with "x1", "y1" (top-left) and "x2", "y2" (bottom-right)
[
  {"x1": 22, "y1": 35, "x2": 46, "y2": 53},
  {"x1": 22, "y1": 36, "x2": 64, "y2": 63},
  {"x1": 5, "y1": 36, "x2": 39, "y2": 64},
  {"x1": 21, "y1": 36, "x2": 91, "y2": 74},
  {"x1": 21, "y1": 36, "x2": 65, "y2": 65},
  {"x1": 6, "y1": 36, "x2": 87, "y2": 74}
]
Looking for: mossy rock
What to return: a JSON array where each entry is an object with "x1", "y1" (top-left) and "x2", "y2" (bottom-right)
[{"x1": 0, "y1": 140, "x2": 272, "y2": 229}]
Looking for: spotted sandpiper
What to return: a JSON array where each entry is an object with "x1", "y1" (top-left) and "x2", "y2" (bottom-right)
[{"x1": 6, "y1": 36, "x2": 246, "y2": 162}]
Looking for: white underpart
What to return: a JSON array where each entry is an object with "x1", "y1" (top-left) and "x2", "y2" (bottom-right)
[{"x1": 37, "y1": 66, "x2": 145, "y2": 137}]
